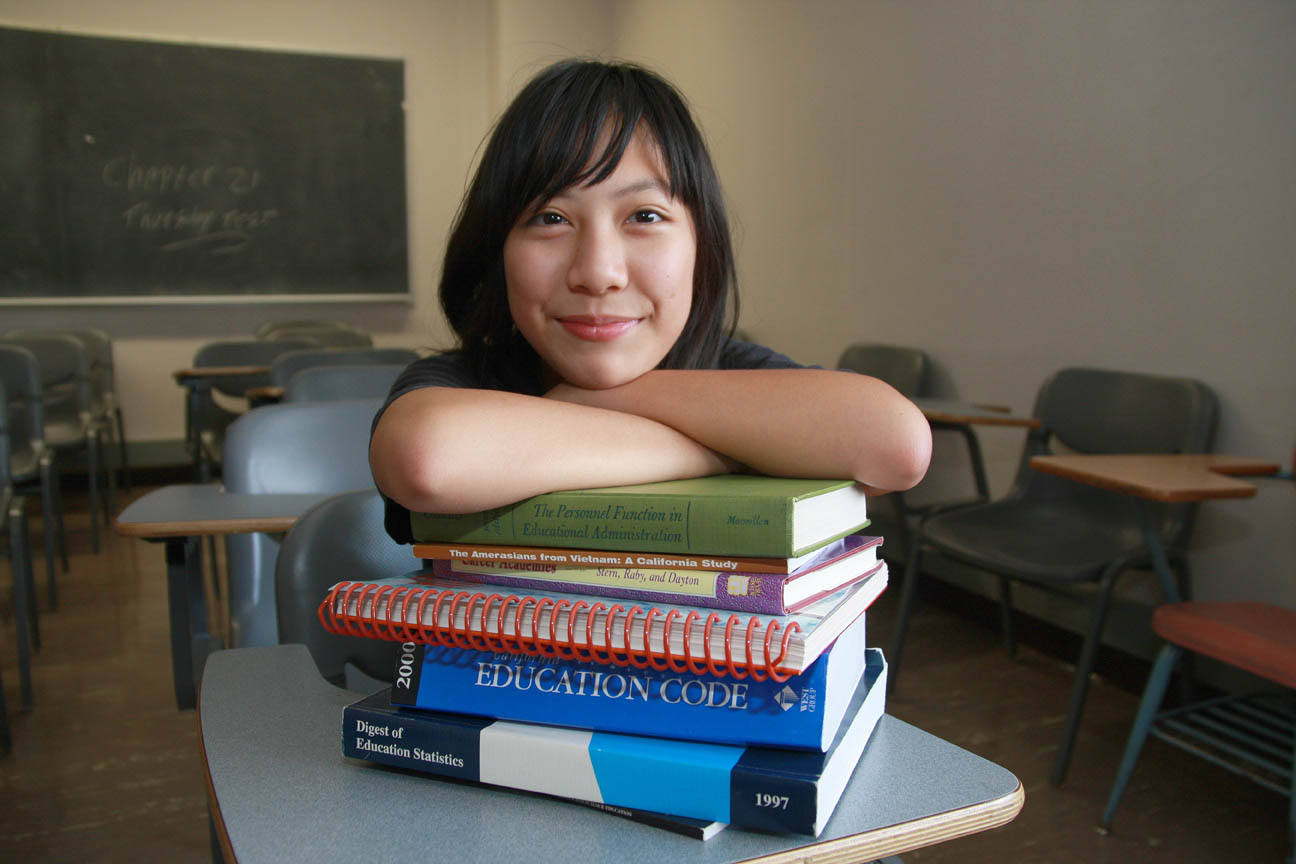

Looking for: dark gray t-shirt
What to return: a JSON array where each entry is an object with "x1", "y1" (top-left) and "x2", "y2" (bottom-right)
[{"x1": 374, "y1": 340, "x2": 801, "y2": 542}]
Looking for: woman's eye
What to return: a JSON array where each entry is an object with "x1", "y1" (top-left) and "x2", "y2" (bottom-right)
[
  {"x1": 628, "y1": 210, "x2": 663, "y2": 224},
  {"x1": 536, "y1": 211, "x2": 567, "y2": 226}
]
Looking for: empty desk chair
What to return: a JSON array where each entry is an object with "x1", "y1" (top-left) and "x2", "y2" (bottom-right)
[
  {"x1": 1, "y1": 379, "x2": 39, "y2": 713},
  {"x1": 71, "y1": 327, "x2": 130, "y2": 493},
  {"x1": 182, "y1": 339, "x2": 315, "y2": 481},
  {"x1": 220, "y1": 398, "x2": 383, "y2": 649},
  {"x1": 836, "y1": 343, "x2": 932, "y2": 399},
  {"x1": 276, "y1": 489, "x2": 409, "y2": 686},
  {"x1": 836, "y1": 343, "x2": 933, "y2": 560},
  {"x1": 0, "y1": 346, "x2": 65, "y2": 607},
  {"x1": 7, "y1": 327, "x2": 128, "y2": 506},
  {"x1": 0, "y1": 334, "x2": 104, "y2": 553},
  {"x1": 284, "y1": 364, "x2": 407, "y2": 403},
  {"x1": 255, "y1": 320, "x2": 352, "y2": 339},
  {"x1": 268, "y1": 347, "x2": 417, "y2": 391},
  {"x1": 265, "y1": 324, "x2": 372, "y2": 348},
  {"x1": 1102, "y1": 602, "x2": 1296, "y2": 864},
  {"x1": 889, "y1": 367, "x2": 1217, "y2": 785}
]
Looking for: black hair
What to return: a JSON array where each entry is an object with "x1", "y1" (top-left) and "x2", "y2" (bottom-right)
[{"x1": 439, "y1": 58, "x2": 738, "y2": 392}]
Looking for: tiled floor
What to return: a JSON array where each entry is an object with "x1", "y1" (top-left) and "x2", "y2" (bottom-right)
[{"x1": 0, "y1": 485, "x2": 1288, "y2": 862}]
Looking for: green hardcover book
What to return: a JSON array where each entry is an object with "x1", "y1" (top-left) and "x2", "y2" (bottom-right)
[{"x1": 409, "y1": 475, "x2": 869, "y2": 558}]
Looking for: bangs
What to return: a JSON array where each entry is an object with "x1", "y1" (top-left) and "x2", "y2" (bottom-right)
[{"x1": 509, "y1": 65, "x2": 704, "y2": 217}]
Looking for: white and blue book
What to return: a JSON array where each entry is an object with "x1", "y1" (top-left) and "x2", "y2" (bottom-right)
[
  {"x1": 343, "y1": 649, "x2": 887, "y2": 836},
  {"x1": 389, "y1": 605, "x2": 870, "y2": 750}
]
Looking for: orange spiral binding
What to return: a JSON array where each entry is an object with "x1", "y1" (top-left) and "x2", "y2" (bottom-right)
[{"x1": 318, "y1": 581, "x2": 802, "y2": 680}]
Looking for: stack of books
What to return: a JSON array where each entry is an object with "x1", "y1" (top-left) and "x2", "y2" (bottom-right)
[{"x1": 321, "y1": 475, "x2": 890, "y2": 839}]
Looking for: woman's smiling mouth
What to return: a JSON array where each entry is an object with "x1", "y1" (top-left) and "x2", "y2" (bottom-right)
[{"x1": 556, "y1": 315, "x2": 642, "y2": 342}]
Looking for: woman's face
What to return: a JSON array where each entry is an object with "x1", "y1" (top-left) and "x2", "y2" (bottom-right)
[{"x1": 503, "y1": 132, "x2": 696, "y2": 390}]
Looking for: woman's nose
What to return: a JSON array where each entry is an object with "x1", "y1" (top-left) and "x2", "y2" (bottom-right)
[{"x1": 567, "y1": 223, "x2": 627, "y2": 295}]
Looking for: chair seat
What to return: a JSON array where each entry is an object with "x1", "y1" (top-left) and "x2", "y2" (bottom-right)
[
  {"x1": 922, "y1": 496, "x2": 1147, "y2": 584},
  {"x1": 1153, "y1": 602, "x2": 1296, "y2": 690},
  {"x1": 42, "y1": 420, "x2": 89, "y2": 448}
]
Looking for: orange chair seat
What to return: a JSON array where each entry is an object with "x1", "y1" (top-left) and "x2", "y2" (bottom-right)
[{"x1": 1153, "y1": 602, "x2": 1296, "y2": 690}]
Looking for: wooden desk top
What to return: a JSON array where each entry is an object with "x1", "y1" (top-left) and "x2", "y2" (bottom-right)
[
  {"x1": 114, "y1": 484, "x2": 336, "y2": 538},
  {"x1": 173, "y1": 365, "x2": 272, "y2": 383},
  {"x1": 244, "y1": 385, "x2": 285, "y2": 402},
  {"x1": 200, "y1": 645, "x2": 1023, "y2": 864},
  {"x1": 1030, "y1": 453, "x2": 1281, "y2": 502},
  {"x1": 914, "y1": 398, "x2": 1041, "y2": 428}
]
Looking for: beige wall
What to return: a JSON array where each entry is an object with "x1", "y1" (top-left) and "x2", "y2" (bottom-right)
[
  {"x1": 4, "y1": 1, "x2": 1293, "y2": 608},
  {"x1": 602, "y1": 0, "x2": 1296, "y2": 609}
]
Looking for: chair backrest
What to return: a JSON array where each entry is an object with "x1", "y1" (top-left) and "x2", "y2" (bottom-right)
[
  {"x1": 192, "y1": 339, "x2": 317, "y2": 399},
  {"x1": 0, "y1": 333, "x2": 92, "y2": 424},
  {"x1": 276, "y1": 489, "x2": 411, "y2": 684},
  {"x1": 0, "y1": 381, "x2": 9, "y2": 490},
  {"x1": 1013, "y1": 366, "x2": 1218, "y2": 549},
  {"x1": 267, "y1": 325, "x2": 373, "y2": 348},
  {"x1": 220, "y1": 398, "x2": 383, "y2": 648},
  {"x1": 255, "y1": 320, "x2": 351, "y2": 338},
  {"x1": 284, "y1": 364, "x2": 408, "y2": 403},
  {"x1": 70, "y1": 328, "x2": 115, "y2": 413},
  {"x1": 836, "y1": 343, "x2": 932, "y2": 398},
  {"x1": 0, "y1": 347, "x2": 45, "y2": 483},
  {"x1": 268, "y1": 347, "x2": 418, "y2": 388},
  {"x1": 7, "y1": 327, "x2": 114, "y2": 416}
]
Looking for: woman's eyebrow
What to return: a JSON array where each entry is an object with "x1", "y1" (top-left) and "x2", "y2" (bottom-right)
[{"x1": 606, "y1": 177, "x2": 672, "y2": 198}]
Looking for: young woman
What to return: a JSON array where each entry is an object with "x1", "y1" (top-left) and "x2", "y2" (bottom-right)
[{"x1": 371, "y1": 59, "x2": 930, "y2": 541}]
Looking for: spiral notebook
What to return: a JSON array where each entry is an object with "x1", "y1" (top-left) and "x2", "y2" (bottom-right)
[{"x1": 318, "y1": 566, "x2": 887, "y2": 680}]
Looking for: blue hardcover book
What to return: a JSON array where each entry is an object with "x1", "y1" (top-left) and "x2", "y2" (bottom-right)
[
  {"x1": 389, "y1": 605, "x2": 870, "y2": 750},
  {"x1": 343, "y1": 649, "x2": 886, "y2": 836}
]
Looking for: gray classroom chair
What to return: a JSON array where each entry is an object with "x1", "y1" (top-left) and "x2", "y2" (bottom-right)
[
  {"x1": 265, "y1": 324, "x2": 373, "y2": 348},
  {"x1": 0, "y1": 334, "x2": 103, "y2": 553},
  {"x1": 889, "y1": 366, "x2": 1218, "y2": 786},
  {"x1": 70, "y1": 327, "x2": 130, "y2": 492},
  {"x1": 6, "y1": 327, "x2": 128, "y2": 505},
  {"x1": 185, "y1": 339, "x2": 315, "y2": 480},
  {"x1": 220, "y1": 398, "x2": 384, "y2": 649},
  {"x1": 267, "y1": 347, "x2": 417, "y2": 390},
  {"x1": 284, "y1": 364, "x2": 407, "y2": 403},
  {"x1": 254, "y1": 320, "x2": 352, "y2": 338},
  {"x1": 276, "y1": 489, "x2": 410, "y2": 686},
  {"x1": 1, "y1": 379, "x2": 38, "y2": 715},
  {"x1": 0, "y1": 346, "x2": 65, "y2": 607},
  {"x1": 836, "y1": 343, "x2": 934, "y2": 562},
  {"x1": 836, "y1": 343, "x2": 932, "y2": 399}
]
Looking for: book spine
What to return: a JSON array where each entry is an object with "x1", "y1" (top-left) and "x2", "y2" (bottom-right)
[
  {"x1": 342, "y1": 697, "x2": 722, "y2": 839},
  {"x1": 342, "y1": 698, "x2": 820, "y2": 832},
  {"x1": 410, "y1": 492, "x2": 806, "y2": 557},
  {"x1": 412, "y1": 542, "x2": 798, "y2": 575},
  {"x1": 388, "y1": 637, "x2": 856, "y2": 749},
  {"x1": 430, "y1": 559, "x2": 791, "y2": 615}
]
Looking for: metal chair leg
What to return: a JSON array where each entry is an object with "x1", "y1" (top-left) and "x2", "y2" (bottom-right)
[
  {"x1": 114, "y1": 405, "x2": 131, "y2": 491},
  {"x1": 888, "y1": 541, "x2": 925, "y2": 696},
  {"x1": 1101, "y1": 643, "x2": 1180, "y2": 827},
  {"x1": 7, "y1": 499, "x2": 35, "y2": 711},
  {"x1": 998, "y1": 575, "x2": 1016, "y2": 658},
  {"x1": 87, "y1": 429, "x2": 103, "y2": 553},
  {"x1": 1051, "y1": 561, "x2": 1121, "y2": 786}
]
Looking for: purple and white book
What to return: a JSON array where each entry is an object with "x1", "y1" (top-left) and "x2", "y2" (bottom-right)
[{"x1": 427, "y1": 534, "x2": 882, "y2": 614}]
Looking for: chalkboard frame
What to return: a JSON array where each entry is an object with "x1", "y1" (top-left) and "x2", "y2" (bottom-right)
[{"x1": 0, "y1": 26, "x2": 410, "y2": 305}]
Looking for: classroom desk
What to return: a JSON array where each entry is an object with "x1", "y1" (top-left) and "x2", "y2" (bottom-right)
[
  {"x1": 913, "y1": 398, "x2": 1040, "y2": 501},
  {"x1": 173, "y1": 366, "x2": 273, "y2": 480},
  {"x1": 1029, "y1": 453, "x2": 1280, "y2": 602},
  {"x1": 200, "y1": 644, "x2": 1024, "y2": 864},
  {"x1": 115, "y1": 485, "x2": 334, "y2": 710}
]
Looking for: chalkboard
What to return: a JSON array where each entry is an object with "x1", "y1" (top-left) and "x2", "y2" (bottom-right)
[{"x1": 0, "y1": 27, "x2": 408, "y2": 303}]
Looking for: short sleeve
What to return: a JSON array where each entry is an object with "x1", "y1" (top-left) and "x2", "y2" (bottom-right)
[{"x1": 371, "y1": 352, "x2": 481, "y2": 544}]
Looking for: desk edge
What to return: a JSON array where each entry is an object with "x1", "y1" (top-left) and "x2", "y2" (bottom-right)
[{"x1": 740, "y1": 780, "x2": 1025, "y2": 864}]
